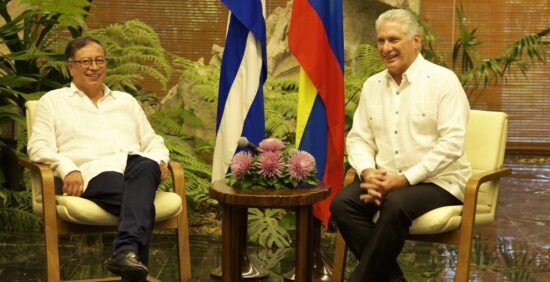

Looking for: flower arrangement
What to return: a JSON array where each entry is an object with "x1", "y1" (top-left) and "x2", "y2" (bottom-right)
[{"x1": 226, "y1": 138, "x2": 319, "y2": 189}]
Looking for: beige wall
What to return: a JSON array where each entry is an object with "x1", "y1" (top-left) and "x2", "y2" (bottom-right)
[{"x1": 0, "y1": 0, "x2": 25, "y2": 54}]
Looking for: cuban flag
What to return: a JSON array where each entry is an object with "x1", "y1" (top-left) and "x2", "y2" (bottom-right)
[
  {"x1": 212, "y1": 0, "x2": 267, "y2": 182},
  {"x1": 289, "y1": 0, "x2": 345, "y2": 227}
]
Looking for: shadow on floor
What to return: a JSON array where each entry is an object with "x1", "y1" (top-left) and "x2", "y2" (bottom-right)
[{"x1": 0, "y1": 158, "x2": 548, "y2": 281}]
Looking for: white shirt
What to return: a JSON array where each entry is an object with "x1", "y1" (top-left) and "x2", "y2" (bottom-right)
[
  {"x1": 27, "y1": 83, "x2": 169, "y2": 190},
  {"x1": 346, "y1": 55, "x2": 471, "y2": 201}
]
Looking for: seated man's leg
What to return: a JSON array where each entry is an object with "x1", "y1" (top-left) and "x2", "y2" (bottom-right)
[
  {"x1": 330, "y1": 177, "x2": 379, "y2": 258},
  {"x1": 82, "y1": 172, "x2": 150, "y2": 280},
  {"x1": 351, "y1": 183, "x2": 462, "y2": 282},
  {"x1": 115, "y1": 154, "x2": 161, "y2": 265}
]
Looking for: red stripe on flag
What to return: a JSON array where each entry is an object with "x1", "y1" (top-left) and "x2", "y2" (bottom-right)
[{"x1": 289, "y1": 0, "x2": 344, "y2": 227}]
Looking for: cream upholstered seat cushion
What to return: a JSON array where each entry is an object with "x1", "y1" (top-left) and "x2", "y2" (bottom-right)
[
  {"x1": 55, "y1": 191, "x2": 182, "y2": 225},
  {"x1": 408, "y1": 204, "x2": 492, "y2": 234},
  {"x1": 371, "y1": 204, "x2": 491, "y2": 234}
]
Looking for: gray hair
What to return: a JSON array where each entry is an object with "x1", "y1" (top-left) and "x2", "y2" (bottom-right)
[{"x1": 375, "y1": 9, "x2": 420, "y2": 38}]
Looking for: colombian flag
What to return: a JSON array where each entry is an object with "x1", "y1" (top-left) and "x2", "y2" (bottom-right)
[
  {"x1": 212, "y1": 0, "x2": 267, "y2": 182},
  {"x1": 289, "y1": 0, "x2": 345, "y2": 227}
]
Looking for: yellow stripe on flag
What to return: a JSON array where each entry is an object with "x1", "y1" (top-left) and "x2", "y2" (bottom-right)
[{"x1": 295, "y1": 67, "x2": 318, "y2": 147}]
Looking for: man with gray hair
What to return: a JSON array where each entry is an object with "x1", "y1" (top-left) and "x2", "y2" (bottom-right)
[{"x1": 330, "y1": 9, "x2": 471, "y2": 281}]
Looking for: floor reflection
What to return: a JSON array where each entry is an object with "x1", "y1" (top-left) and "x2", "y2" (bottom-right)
[{"x1": 0, "y1": 158, "x2": 548, "y2": 281}]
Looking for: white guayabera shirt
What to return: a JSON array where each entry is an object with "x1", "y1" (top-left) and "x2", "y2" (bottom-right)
[
  {"x1": 347, "y1": 55, "x2": 471, "y2": 201},
  {"x1": 28, "y1": 83, "x2": 169, "y2": 190}
]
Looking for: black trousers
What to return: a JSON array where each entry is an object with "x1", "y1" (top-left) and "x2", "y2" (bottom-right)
[
  {"x1": 81, "y1": 155, "x2": 161, "y2": 265},
  {"x1": 330, "y1": 177, "x2": 462, "y2": 282}
]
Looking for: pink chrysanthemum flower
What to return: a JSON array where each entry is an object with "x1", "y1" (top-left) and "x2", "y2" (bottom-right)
[
  {"x1": 259, "y1": 138, "x2": 285, "y2": 153},
  {"x1": 288, "y1": 151, "x2": 316, "y2": 181},
  {"x1": 257, "y1": 151, "x2": 284, "y2": 178},
  {"x1": 230, "y1": 151, "x2": 253, "y2": 179}
]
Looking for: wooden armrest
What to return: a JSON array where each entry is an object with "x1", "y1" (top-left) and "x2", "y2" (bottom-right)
[
  {"x1": 18, "y1": 157, "x2": 56, "y2": 196},
  {"x1": 464, "y1": 167, "x2": 512, "y2": 196},
  {"x1": 167, "y1": 161, "x2": 186, "y2": 198},
  {"x1": 343, "y1": 168, "x2": 357, "y2": 187},
  {"x1": 18, "y1": 157, "x2": 57, "y2": 219},
  {"x1": 462, "y1": 166, "x2": 512, "y2": 219},
  {"x1": 19, "y1": 157, "x2": 54, "y2": 177}
]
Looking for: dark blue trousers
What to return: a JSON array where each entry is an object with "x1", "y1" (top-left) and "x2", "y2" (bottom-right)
[
  {"x1": 82, "y1": 155, "x2": 161, "y2": 265},
  {"x1": 330, "y1": 177, "x2": 462, "y2": 282}
]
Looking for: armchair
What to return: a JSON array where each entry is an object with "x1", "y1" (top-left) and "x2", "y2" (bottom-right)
[
  {"x1": 332, "y1": 110, "x2": 512, "y2": 282},
  {"x1": 20, "y1": 101, "x2": 192, "y2": 281}
]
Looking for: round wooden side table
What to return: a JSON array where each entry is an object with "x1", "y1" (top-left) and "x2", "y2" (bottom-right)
[{"x1": 209, "y1": 180, "x2": 330, "y2": 282}]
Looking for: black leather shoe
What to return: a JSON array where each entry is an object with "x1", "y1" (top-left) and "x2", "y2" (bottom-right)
[{"x1": 105, "y1": 250, "x2": 148, "y2": 281}]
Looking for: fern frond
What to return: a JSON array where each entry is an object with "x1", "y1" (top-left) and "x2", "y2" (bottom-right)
[
  {"x1": 88, "y1": 20, "x2": 172, "y2": 93},
  {"x1": 0, "y1": 188, "x2": 41, "y2": 232},
  {"x1": 184, "y1": 172, "x2": 217, "y2": 206},
  {"x1": 190, "y1": 84, "x2": 218, "y2": 102},
  {"x1": 265, "y1": 108, "x2": 295, "y2": 142}
]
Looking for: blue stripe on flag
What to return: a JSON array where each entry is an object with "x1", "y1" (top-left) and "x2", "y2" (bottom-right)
[
  {"x1": 298, "y1": 95, "x2": 327, "y2": 181},
  {"x1": 222, "y1": 0, "x2": 266, "y2": 42},
  {"x1": 216, "y1": 14, "x2": 248, "y2": 131}
]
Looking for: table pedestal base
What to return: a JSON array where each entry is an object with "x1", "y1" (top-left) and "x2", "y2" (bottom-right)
[
  {"x1": 210, "y1": 252, "x2": 269, "y2": 280},
  {"x1": 283, "y1": 250, "x2": 333, "y2": 282}
]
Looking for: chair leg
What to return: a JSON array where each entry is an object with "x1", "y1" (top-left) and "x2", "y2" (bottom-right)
[
  {"x1": 176, "y1": 213, "x2": 192, "y2": 281},
  {"x1": 41, "y1": 175, "x2": 61, "y2": 281},
  {"x1": 454, "y1": 230, "x2": 474, "y2": 282},
  {"x1": 44, "y1": 226, "x2": 61, "y2": 282},
  {"x1": 332, "y1": 230, "x2": 348, "y2": 282}
]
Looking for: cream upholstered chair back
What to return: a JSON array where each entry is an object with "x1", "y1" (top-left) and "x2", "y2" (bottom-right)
[
  {"x1": 25, "y1": 100, "x2": 42, "y2": 215},
  {"x1": 24, "y1": 100, "x2": 182, "y2": 225},
  {"x1": 464, "y1": 110, "x2": 508, "y2": 221}
]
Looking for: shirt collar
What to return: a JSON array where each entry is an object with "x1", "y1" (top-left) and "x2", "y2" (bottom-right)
[
  {"x1": 384, "y1": 53, "x2": 424, "y2": 85},
  {"x1": 68, "y1": 83, "x2": 114, "y2": 99}
]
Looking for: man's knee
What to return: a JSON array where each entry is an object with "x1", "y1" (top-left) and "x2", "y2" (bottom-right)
[
  {"x1": 330, "y1": 186, "x2": 357, "y2": 224},
  {"x1": 378, "y1": 192, "x2": 411, "y2": 225},
  {"x1": 130, "y1": 156, "x2": 161, "y2": 177},
  {"x1": 330, "y1": 193, "x2": 345, "y2": 222}
]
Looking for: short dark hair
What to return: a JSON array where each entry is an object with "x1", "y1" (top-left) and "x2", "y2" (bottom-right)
[{"x1": 64, "y1": 36, "x2": 105, "y2": 61}]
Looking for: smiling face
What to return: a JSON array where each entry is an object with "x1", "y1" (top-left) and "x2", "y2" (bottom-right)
[
  {"x1": 67, "y1": 42, "x2": 107, "y2": 96},
  {"x1": 376, "y1": 20, "x2": 421, "y2": 83}
]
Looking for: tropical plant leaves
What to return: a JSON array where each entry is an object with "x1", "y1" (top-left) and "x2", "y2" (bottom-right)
[
  {"x1": 0, "y1": 185, "x2": 41, "y2": 232},
  {"x1": 89, "y1": 20, "x2": 173, "y2": 93},
  {"x1": 247, "y1": 208, "x2": 291, "y2": 249}
]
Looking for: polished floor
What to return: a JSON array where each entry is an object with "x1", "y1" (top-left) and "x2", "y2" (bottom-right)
[{"x1": 0, "y1": 156, "x2": 548, "y2": 281}]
